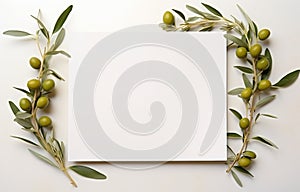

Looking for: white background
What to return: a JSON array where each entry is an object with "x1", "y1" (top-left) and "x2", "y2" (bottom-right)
[{"x1": 0, "y1": 0, "x2": 300, "y2": 191}]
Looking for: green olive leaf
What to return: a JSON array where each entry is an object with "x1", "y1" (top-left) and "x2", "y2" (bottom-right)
[
  {"x1": 14, "y1": 118, "x2": 32, "y2": 129},
  {"x1": 255, "y1": 95, "x2": 276, "y2": 109},
  {"x1": 53, "y1": 28, "x2": 65, "y2": 50},
  {"x1": 224, "y1": 34, "x2": 248, "y2": 48},
  {"x1": 231, "y1": 170, "x2": 243, "y2": 187},
  {"x1": 69, "y1": 165, "x2": 107, "y2": 179},
  {"x1": 9, "y1": 101, "x2": 20, "y2": 115},
  {"x1": 28, "y1": 149, "x2": 58, "y2": 168},
  {"x1": 45, "y1": 69, "x2": 65, "y2": 81},
  {"x1": 261, "y1": 113, "x2": 278, "y2": 119},
  {"x1": 242, "y1": 73, "x2": 252, "y2": 88},
  {"x1": 46, "y1": 50, "x2": 71, "y2": 58},
  {"x1": 229, "y1": 108, "x2": 242, "y2": 120},
  {"x1": 262, "y1": 48, "x2": 272, "y2": 80},
  {"x1": 273, "y1": 70, "x2": 300, "y2": 88},
  {"x1": 3, "y1": 30, "x2": 32, "y2": 37},
  {"x1": 186, "y1": 16, "x2": 201, "y2": 22},
  {"x1": 15, "y1": 112, "x2": 32, "y2": 120},
  {"x1": 201, "y1": 3, "x2": 222, "y2": 17},
  {"x1": 227, "y1": 132, "x2": 242, "y2": 139},
  {"x1": 252, "y1": 136, "x2": 278, "y2": 149},
  {"x1": 228, "y1": 87, "x2": 244, "y2": 95},
  {"x1": 31, "y1": 15, "x2": 49, "y2": 39},
  {"x1": 255, "y1": 113, "x2": 260, "y2": 122},
  {"x1": 227, "y1": 145, "x2": 235, "y2": 156},
  {"x1": 234, "y1": 66, "x2": 253, "y2": 74},
  {"x1": 172, "y1": 9, "x2": 186, "y2": 21},
  {"x1": 234, "y1": 166, "x2": 254, "y2": 177},
  {"x1": 52, "y1": 5, "x2": 73, "y2": 34},
  {"x1": 237, "y1": 5, "x2": 255, "y2": 38},
  {"x1": 11, "y1": 135, "x2": 39, "y2": 147}
]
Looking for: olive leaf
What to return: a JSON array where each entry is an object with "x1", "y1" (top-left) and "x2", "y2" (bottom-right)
[
  {"x1": 11, "y1": 135, "x2": 39, "y2": 147},
  {"x1": 201, "y1": 3, "x2": 222, "y2": 17},
  {"x1": 237, "y1": 5, "x2": 256, "y2": 38},
  {"x1": 31, "y1": 15, "x2": 50, "y2": 39},
  {"x1": 273, "y1": 70, "x2": 300, "y2": 88},
  {"x1": 46, "y1": 69, "x2": 65, "y2": 81},
  {"x1": 261, "y1": 113, "x2": 277, "y2": 119},
  {"x1": 242, "y1": 73, "x2": 252, "y2": 88},
  {"x1": 186, "y1": 16, "x2": 201, "y2": 22},
  {"x1": 234, "y1": 166, "x2": 254, "y2": 177},
  {"x1": 224, "y1": 34, "x2": 248, "y2": 48},
  {"x1": 9, "y1": 101, "x2": 20, "y2": 115},
  {"x1": 186, "y1": 5, "x2": 206, "y2": 18},
  {"x1": 52, "y1": 5, "x2": 73, "y2": 34},
  {"x1": 231, "y1": 170, "x2": 243, "y2": 187},
  {"x1": 53, "y1": 28, "x2": 65, "y2": 51},
  {"x1": 28, "y1": 149, "x2": 58, "y2": 168},
  {"x1": 234, "y1": 66, "x2": 253, "y2": 74},
  {"x1": 172, "y1": 9, "x2": 186, "y2": 21},
  {"x1": 46, "y1": 50, "x2": 71, "y2": 58},
  {"x1": 14, "y1": 118, "x2": 32, "y2": 129},
  {"x1": 227, "y1": 145, "x2": 235, "y2": 156},
  {"x1": 255, "y1": 95, "x2": 276, "y2": 109},
  {"x1": 69, "y1": 165, "x2": 107, "y2": 179},
  {"x1": 227, "y1": 132, "x2": 242, "y2": 139},
  {"x1": 228, "y1": 87, "x2": 244, "y2": 95},
  {"x1": 252, "y1": 136, "x2": 278, "y2": 149},
  {"x1": 229, "y1": 108, "x2": 242, "y2": 120},
  {"x1": 3, "y1": 30, "x2": 32, "y2": 37},
  {"x1": 15, "y1": 112, "x2": 32, "y2": 120},
  {"x1": 261, "y1": 48, "x2": 272, "y2": 80}
]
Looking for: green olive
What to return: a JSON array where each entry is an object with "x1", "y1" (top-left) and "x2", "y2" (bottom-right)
[
  {"x1": 239, "y1": 118, "x2": 250, "y2": 129},
  {"x1": 238, "y1": 157, "x2": 252, "y2": 167},
  {"x1": 258, "y1": 79, "x2": 271, "y2": 91},
  {"x1": 42, "y1": 79, "x2": 55, "y2": 91},
  {"x1": 19, "y1": 98, "x2": 31, "y2": 111},
  {"x1": 37, "y1": 96, "x2": 49, "y2": 109},
  {"x1": 258, "y1": 29, "x2": 270, "y2": 41},
  {"x1": 38, "y1": 116, "x2": 52, "y2": 127},
  {"x1": 235, "y1": 47, "x2": 247, "y2": 58},
  {"x1": 240, "y1": 87, "x2": 252, "y2": 100},
  {"x1": 163, "y1": 11, "x2": 175, "y2": 25},
  {"x1": 243, "y1": 151, "x2": 257, "y2": 159},
  {"x1": 29, "y1": 57, "x2": 41, "y2": 69},
  {"x1": 249, "y1": 44, "x2": 262, "y2": 58},
  {"x1": 256, "y1": 57, "x2": 269, "y2": 70},
  {"x1": 27, "y1": 79, "x2": 41, "y2": 90}
]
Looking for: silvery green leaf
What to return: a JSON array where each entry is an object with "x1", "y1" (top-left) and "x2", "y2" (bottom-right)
[
  {"x1": 69, "y1": 165, "x2": 107, "y2": 179},
  {"x1": 52, "y1": 5, "x2": 73, "y2": 34},
  {"x1": 252, "y1": 136, "x2": 278, "y2": 149},
  {"x1": 255, "y1": 95, "x2": 276, "y2": 109},
  {"x1": 231, "y1": 170, "x2": 243, "y2": 187},
  {"x1": 186, "y1": 5, "x2": 206, "y2": 17},
  {"x1": 227, "y1": 132, "x2": 242, "y2": 139},
  {"x1": 228, "y1": 87, "x2": 244, "y2": 95},
  {"x1": 273, "y1": 70, "x2": 300, "y2": 88},
  {"x1": 28, "y1": 149, "x2": 58, "y2": 167},
  {"x1": 3, "y1": 30, "x2": 32, "y2": 37},
  {"x1": 224, "y1": 34, "x2": 248, "y2": 48},
  {"x1": 11, "y1": 135, "x2": 39, "y2": 147},
  {"x1": 46, "y1": 50, "x2": 71, "y2": 58},
  {"x1": 234, "y1": 66, "x2": 253, "y2": 74},
  {"x1": 159, "y1": 23, "x2": 177, "y2": 31},
  {"x1": 9, "y1": 101, "x2": 20, "y2": 115},
  {"x1": 172, "y1": 9, "x2": 186, "y2": 21},
  {"x1": 46, "y1": 69, "x2": 65, "y2": 81},
  {"x1": 234, "y1": 166, "x2": 254, "y2": 177},
  {"x1": 53, "y1": 28, "x2": 65, "y2": 50},
  {"x1": 14, "y1": 118, "x2": 32, "y2": 129},
  {"x1": 31, "y1": 15, "x2": 49, "y2": 39},
  {"x1": 242, "y1": 73, "x2": 252, "y2": 88},
  {"x1": 255, "y1": 113, "x2": 260, "y2": 122},
  {"x1": 261, "y1": 113, "x2": 277, "y2": 119},
  {"x1": 262, "y1": 48, "x2": 272, "y2": 80},
  {"x1": 16, "y1": 112, "x2": 32, "y2": 119},
  {"x1": 237, "y1": 5, "x2": 255, "y2": 37},
  {"x1": 229, "y1": 108, "x2": 242, "y2": 120},
  {"x1": 186, "y1": 16, "x2": 200, "y2": 22},
  {"x1": 201, "y1": 3, "x2": 222, "y2": 17}
]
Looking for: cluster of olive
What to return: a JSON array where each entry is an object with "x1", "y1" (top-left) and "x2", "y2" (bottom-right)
[{"x1": 19, "y1": 57, "x2": 55, "y2": 127}]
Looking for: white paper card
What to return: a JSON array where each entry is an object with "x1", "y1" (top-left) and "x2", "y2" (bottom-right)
[{"x1": 68, "y1": 25, "x2": 227, "y2": 162}]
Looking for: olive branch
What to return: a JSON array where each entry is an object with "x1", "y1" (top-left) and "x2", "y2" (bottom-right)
[
  {"x1": 160, "y1": 2, "x2": 300, "y2": 187},
  {"x1": 4, "y1": 5, "x2": 106, "y2": 187}
]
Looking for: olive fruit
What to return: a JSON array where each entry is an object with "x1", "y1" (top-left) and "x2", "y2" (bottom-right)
[
  {"x1": 249, "y1": 44, "x2": 262, "y2": 58},
  {"x1": 241, "y1": 87, "x2": 252, "y2": 100},
  {"x1": 19, "y1": 98, "x2": 31, "y2": 111},
  {"x1": 38, "y1": 116, "x2": 52, "y2": 127},
  {"x1": 238, "y1": 157, "x2": 252, "y2": 167},
  {"x1": 163, "y1": 11, "x2": 174, "y2": 25},
  {"x1": 29, "y1": 57, "x2": 41, "y2": 69},
  {"x1": 243, "y1": 150, "x2": 257, "y2": 159},
  {"x1": 258, "y1": 29, "x2": 270, "y2": 41},
  {"x1": 236, "y1": 47, "x2": 247, "y2": 58},
  {"x1": 27, "y1": 79, "x2": 41, "y2": 90},
  {"x1": 258, "y1": 79, "x2": 271, "y2": 91},
  {"x1": 37, "y1": 96, "x2": 49, "y2": 109},
  {"x1": 42, "y1": 79, "x2": 55, "y2": 91},
  {"x1": 256, "y1": 57, "x2": 269, "y2": 70},
  {"x1": 239, "y1": 118, "x2": 250, "y2": 129}
]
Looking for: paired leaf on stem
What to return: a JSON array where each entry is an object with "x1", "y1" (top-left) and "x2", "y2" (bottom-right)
[{"x1": 69, "y1": 165, "x2": 107, "y2": 179}]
